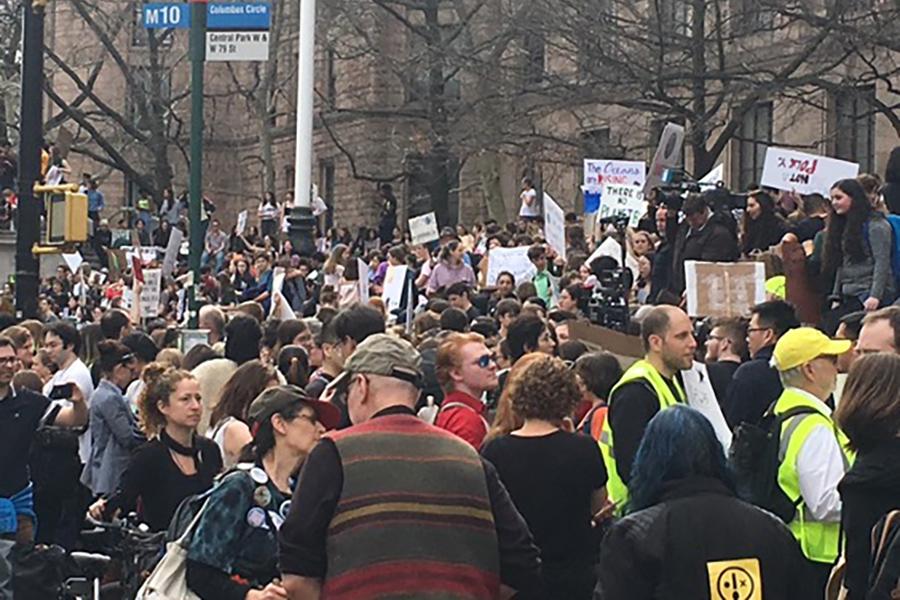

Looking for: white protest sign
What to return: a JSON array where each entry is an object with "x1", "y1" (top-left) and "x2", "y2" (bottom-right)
[
  {"x1": 599, "y1": 183, "x2": 645, "y2": 228},
  {"x1": 383, "y1": 264, "x2": 408, "y2": 312},
  {"x1": 684, "y1": 261, "x2": 766, "y2": 318},
  {"x1": 408, "y1": 212, "x2": 440, "y2": 246},
  {"x1": 583, "y1": 159, "x2": 646, "y2": 192},
  {"x1": 644, "y1": 122, "x2": 685, "y2": 194},
  {"x1": 140, "y1": 268, "x2": 162, "y2": 317},
  {"x1": 760, "y1": 148, "x2": 859, "y2": 196},
  {"x1": 124, "y1": 246, "x2": 158, "y2": 265},
  {"x1": 272, "y1": 266, "x2": 286, "y2": 296},
  {"x1": 543, "y1": 192, "x2": 566, "y2": 261},
  {"x1": 357, "y1": 258, "x2": 370, "y2": 304},
  {"x1": 486, "y1": 247, "x2": 535, "y2": 287},
  {"x1": 587, "y1": 235, "x2": 640, "y2": 280},
  {"x1": 162, "y1": 228, "x2": 184, "y2": 277},
  {"x1": 62, "y1": 252, "x2": 83, "y2": 273},
  {"x1": 236, "y1": 210, "x2": 248, "y2": 236},
  {"x1": 699, "y1": 164, "x2": 725, "y2": 189},
  {"x1": 682, "y1": 361, "x2": 733, "y2": 453}
]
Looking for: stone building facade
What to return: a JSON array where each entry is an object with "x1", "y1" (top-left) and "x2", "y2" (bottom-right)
[{"x1": 44, "y1": 0, "x2": 899, "y2": 235}]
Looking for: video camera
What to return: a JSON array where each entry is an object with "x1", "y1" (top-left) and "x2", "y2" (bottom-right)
[{"x1": 586, "y1": 255, "x2": 632, "y2": 333}]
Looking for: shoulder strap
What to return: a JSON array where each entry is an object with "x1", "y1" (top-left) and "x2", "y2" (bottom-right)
[
  {"x1": 439, "y1": 402, "x2": 489, "y2": 434},
  {"x1": 176, "y1": 498, "x2": 210, "y2": 546}
]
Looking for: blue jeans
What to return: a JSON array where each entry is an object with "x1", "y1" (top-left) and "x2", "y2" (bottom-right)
[{"x1": 201, "y1": 250, "x2": 224, "y2": 272}]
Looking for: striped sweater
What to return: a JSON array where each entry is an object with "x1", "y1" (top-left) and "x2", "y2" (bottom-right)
[{"x1": 323, "y1": 414, "x2": 501, "y2": 599}]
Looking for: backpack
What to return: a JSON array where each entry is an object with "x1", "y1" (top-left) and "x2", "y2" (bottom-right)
[
  {"x1": 864, "y1": 214, "x2": 900, "y2": 298},
  {"x1": 728, "y1": 405, "x2": 817, "y2": 523},
  {"x1": 868, "y1": 510, "x2": 900, "y2": 599}
]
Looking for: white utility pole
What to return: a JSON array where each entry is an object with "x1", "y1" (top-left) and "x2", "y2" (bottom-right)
[{"x1": 293, "y1": 0, "x2": 316, "y2": 210}]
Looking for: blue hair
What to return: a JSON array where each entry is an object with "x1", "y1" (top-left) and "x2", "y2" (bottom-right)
[{"x1": 627, "y1": 405, "x2": 734, "y2": 513}]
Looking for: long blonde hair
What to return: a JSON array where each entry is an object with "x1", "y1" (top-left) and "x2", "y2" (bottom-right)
[{"x1": 485, "y1": 353, "x2": 545, "y2": 444}]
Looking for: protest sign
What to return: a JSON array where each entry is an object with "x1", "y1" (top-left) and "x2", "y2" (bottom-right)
[
  {"x1": 568, "y1": 320, "x2": 642, "y2": 369},
  {"x1": 682, "y1": 361, "x2": 733, "y2": 453},
  {"x1": 383, "y1": 265, "x2": 408, "y2": 312},
  {"x1": 588, "y1": 235, "x2": 640, "y2": 280},
  {"x1": 486, "y1": 247, "x2": 535, "y2": 287},
  {"x1": 644, "y1": 122, "x2": 685, "y2": 194},
  {"x1": 583, "y1": 159, "x2": 646, "y2": 191},
  {"x1": 62, "y1": 252, "x2": 83, "y2": 273},
  {"x1": 272, "y1": 266, "x2": 286, "y2": 296},
  {"x1": 408, "y1": 212, "x2": 440, "y2": 246},
  {"x1": 140, "y1": 268, "x2": 162, "y2": 317},
  {"x1": 236, "y1": 210, "x2": 248, "y2": 236},
  {"x1": 124, "y1": 246, "x2": 159, "y2": 265},
  {"x1": 699, "y1": 164, "x2": 725, "y2": 189},
  {"x1": 357, "y1": 258, "x2": 370, "y2": 304},
  {"x1": 543, "y1": 192, "x2": 566, "y2": 261},
  {"x1": 685, "y1": 261, "x2": 766, "y2": 318},
  {"x1": 760, "y1": 147, "x2": 859, "y2": 196},
  {"x1": 162, "y1": 227, "x2": 185, "y2": 277},
  {"x1": 599, "y1": 183, "x2": 645, "y2": 228}
]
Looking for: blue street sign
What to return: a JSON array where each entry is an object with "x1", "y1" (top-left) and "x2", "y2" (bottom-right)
[
  {"x1": 143, "y1": 3, "x2": 191, "y2": 29},
  {"x1": 207, "y1": 2, "x2": 271, "y2": 30}
]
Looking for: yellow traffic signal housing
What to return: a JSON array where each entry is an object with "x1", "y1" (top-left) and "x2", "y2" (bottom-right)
[{"x1": 35, "y1": 183, "x2": 88, "y2": 245}]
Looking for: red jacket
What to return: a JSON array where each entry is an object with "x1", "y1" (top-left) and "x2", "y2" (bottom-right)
[{"x1": 434, "y1": 391, "x2": 489, "y2": 450}]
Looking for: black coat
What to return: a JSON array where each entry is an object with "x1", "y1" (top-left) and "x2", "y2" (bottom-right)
[
  {"x1": 594, "y1": 476, "x2": 817, "y2": 600},
  {"x1": 838, "y1": 438, "x2": 900, "y2": 599},
  {"x1": 670, "y1": 219, "x2": 740, "y2": 294},
  {"x1": 723, "y1": 345, "x2": 782, "y2": 429}
]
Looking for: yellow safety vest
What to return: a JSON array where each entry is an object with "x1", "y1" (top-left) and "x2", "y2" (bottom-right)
[
  {"x1": 598, "y1": 359, "x2": 686, "y2": 510},
  {"x1": 774, "y1": 388, "x2": 854, "y2": 564}
]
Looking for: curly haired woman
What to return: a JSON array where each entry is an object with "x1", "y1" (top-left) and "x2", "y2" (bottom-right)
[{"x1": 481, "y1": 354, "x2": 607, "y2": 599}]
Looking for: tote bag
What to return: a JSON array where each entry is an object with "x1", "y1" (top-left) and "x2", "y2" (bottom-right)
[{"x1": 135, "y1": 500, "x2": 208, "y2": 600}]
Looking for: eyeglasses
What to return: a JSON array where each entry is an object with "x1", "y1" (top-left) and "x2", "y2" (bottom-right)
[
  {"x1": 707, "y1": 334, "x2": 724, "y2": 341},
  {"x1": 475, "y1": 354, "x2": 496, "y2": 369},
  {"x1": 746, "y1": 327, "x2": 772, "y2": 334},
  {"x1": 295, "y1": 413, "x2": 320, "y2": 426},
  {"x1": 0, "y1": 356, "x2": 17, "y2": 365}
]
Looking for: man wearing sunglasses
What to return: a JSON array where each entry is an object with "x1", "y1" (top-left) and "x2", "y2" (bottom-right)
[{"x1": 434, "y1": 332, "x2": 498, "y2": 450}]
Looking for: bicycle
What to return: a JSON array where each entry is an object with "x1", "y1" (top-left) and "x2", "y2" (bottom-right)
[{"x1": 72, "y1": 514, "x2": 165, "y2": 599}]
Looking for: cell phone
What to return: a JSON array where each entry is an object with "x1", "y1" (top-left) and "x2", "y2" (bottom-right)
[{"x1": 49, "y1": 383, "x2": 74, "y2": 400}]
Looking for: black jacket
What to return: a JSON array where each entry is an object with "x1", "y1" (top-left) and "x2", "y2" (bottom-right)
[
  {"x1": 670, "y1": 219, "x2": 739, "y2": 294},
  {"x1": 594, "y1": 477, "x2": 817, "y2": 600},
  {"x1": 723, "y1": 345, "x2": 782, "y2": 429},
  {"x1": 838, "y1": 438, "x2": 900, "y2": 599}
]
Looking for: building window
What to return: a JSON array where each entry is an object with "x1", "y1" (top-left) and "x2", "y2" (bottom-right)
[
  {"x1": 659, "y1": 0, "x2": 691, "y2": 36},
  {"x1": 318, "y1": 160, "x2": 335, "y2": 229},
  {"x1": 127, "y1": 68, "x2": 172, "y2": 131},
  {"x1": 731, "y1": 0, "x2": 776, "y2": 33},
  {"x1": 523, "y1": 32, "x2": 545, "y2": 85},
  {"x1": 834, "y1": 86, "x2": 875, "y2": 173},
  {"x1": 406, "y1": 26, "x2": 462, "y2": 104},
  {"x1": 736, "y1": 101, "x2": 773, "y2": 190},
  {"x1": 325, "y1": 49, "x2": 337, "y2": 108},
  {"x1": 580, "y1": 127, "x2": 615, "y2": 159}
]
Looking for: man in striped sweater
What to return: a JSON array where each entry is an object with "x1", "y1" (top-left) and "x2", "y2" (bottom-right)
[{"x1": 279, "y1": 334, "x2": 544, "y2": 600}]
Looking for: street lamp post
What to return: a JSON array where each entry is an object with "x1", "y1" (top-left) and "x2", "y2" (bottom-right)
[{"x1": 288, "y1": 0, "x2": 317, "y2": 256}]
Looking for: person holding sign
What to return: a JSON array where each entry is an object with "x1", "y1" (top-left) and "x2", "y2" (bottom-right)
[{"x1": 823, "y1": 179, "x2": 895, "y2": 332}]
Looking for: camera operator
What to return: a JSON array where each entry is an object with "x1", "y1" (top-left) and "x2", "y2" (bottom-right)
[{"x1": 670, "y1": 194, "x2": 739, "y2": 296}]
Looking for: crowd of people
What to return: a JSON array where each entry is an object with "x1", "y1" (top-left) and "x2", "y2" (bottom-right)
[{"x1": 0, "y1": 146, "x2": 899, "y2": 600}]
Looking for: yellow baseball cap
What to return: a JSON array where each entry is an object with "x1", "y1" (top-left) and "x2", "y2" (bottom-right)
[{"x1": 772, "y1": 327, "x2": 852, "y2": 371}]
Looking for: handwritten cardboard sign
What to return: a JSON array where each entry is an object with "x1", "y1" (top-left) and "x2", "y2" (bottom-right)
[
  {"x1": 684, "y1": 261, "x2": 766, "y2": 318},
  {"x1": 760, "y1": 148, "x2": 859, "y2": 196},
  {"x1": 583, "y1": 159, "x2": 646, "y2": 192},
  {"x1": 408, "y1": 212, "x2": 440, "y2": 246},
  {"x1": 486, "y1": 247, "x2": 535, "y2": 287},
  {"x1": 644, "y1": 122, "x2": 685, "y2": 194},
  {"x1": 599, "y1": 183, "x2": 645, "y2": 228}
]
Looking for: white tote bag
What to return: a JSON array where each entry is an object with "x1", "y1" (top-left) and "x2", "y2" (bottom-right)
[{"x1": 135, "y1": 500, "x2": 208, "y2": 600}]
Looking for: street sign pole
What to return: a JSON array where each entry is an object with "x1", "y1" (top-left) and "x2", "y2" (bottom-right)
[
  {"x1": 187, "y1": 0, "x2": 206, "y2": 328},
  {"x1": 15, "y1": 0, "x2": 47, "y2": 319},
  {"x1": 288, "y1": 0, "x2": 316, "y2": 256}
]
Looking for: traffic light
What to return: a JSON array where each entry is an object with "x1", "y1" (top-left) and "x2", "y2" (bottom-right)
[{"x1": 35, "y1": 184, "x2": 88, "y2": 246}]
